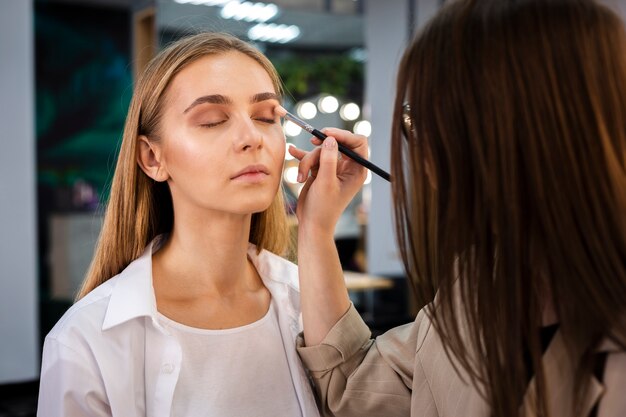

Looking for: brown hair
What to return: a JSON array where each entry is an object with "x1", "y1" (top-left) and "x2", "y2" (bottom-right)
[
  {"x1": 77, "y1": 33, "x2": 291, "y2": 300},
  {"x1": 391, "y1": 0, "x2": 626, "y2": 416}
]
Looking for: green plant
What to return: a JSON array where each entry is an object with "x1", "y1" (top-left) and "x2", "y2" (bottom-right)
[{"x1": 273, "y1": 54, "x2": 364, "y2": 102}]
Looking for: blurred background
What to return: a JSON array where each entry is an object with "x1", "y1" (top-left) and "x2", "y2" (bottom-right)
[{"x1": 1, "y1": 0, "x2": 625, "y2": 415}]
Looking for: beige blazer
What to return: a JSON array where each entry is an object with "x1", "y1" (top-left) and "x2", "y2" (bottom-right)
[{"x1": 297, "y1": 305, "x2": 626, "y2": 417}]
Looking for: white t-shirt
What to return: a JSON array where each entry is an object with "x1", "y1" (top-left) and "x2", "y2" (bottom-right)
[
  {"x1": 38, "y1": 238, "x2": 319, "y2": 417},
  {"x1": 158, "y1": 299, "x2": 304, "y2": 417}
]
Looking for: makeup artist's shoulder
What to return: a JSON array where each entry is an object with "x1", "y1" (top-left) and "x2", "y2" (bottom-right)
[{"x1": 248, "y1": 244, "x2": 300, "y2": 291}]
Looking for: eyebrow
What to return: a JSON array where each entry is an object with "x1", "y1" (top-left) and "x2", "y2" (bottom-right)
[
  {"x1": 183, "y1": 94, "x2": 232, "y2": 114},
  {"x1": 251, "y1": 92, "x2": 281, "y2": 104},
  {"x1": 183, "y1": 92, "x2": 281, "y2": 114}
]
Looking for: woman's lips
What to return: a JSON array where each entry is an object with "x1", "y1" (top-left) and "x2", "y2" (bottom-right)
[{"x1": 231, "y1": 164, "x2": 270, "y2": 182}]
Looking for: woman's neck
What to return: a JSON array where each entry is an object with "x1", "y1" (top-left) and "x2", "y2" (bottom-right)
[
  {"x1": 151, "y1": 210, "x2": 272, "y2": 330},
  {"x1": 152, "y1": 209, "x2": 256, "y2": 300}
]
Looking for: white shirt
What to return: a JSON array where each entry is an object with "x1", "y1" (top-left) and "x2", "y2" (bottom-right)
[
  {"x1": 37, "y1": 236, "x2": 320, "y2": 417},
  {"x1": 160, "y1": 300, "x2": 303, "y2": 417}
]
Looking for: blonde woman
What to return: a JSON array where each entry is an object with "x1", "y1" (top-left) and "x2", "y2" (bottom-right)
[{"x1": 37, "y1": 33, "x2": 319, "y2": 417}]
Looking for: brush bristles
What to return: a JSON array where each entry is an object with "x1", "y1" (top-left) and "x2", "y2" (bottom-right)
[{"x1": 274, "y1": 105, "x2": 288, "y2": 118}]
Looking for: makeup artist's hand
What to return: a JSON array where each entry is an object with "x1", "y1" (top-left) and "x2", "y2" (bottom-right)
[
  {"x1": 288, "y1": 128, "x2": 368, "y2": 234},
  {"x1": 289, "y1": 128, "x2": 367, "y2": 346}
]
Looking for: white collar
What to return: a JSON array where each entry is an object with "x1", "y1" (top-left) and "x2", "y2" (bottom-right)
[
  {"x1": 101, "y1": 235, "x2": 298, "y2": 331},
  {"x1": 101, "y1": 236, "x2": 163, "y2": 331}
]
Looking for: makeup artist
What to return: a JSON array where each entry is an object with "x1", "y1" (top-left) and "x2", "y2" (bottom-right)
[{"x1": 288, "y1": 0, "x2": 626, "y2": 416}]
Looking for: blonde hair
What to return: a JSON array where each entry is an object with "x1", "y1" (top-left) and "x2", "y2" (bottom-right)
[{"x1": 77, "y1": 33, "x2": 290, "y2": 300}]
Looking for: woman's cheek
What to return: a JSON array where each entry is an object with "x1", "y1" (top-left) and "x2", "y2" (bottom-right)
[
  {"x1": 269, "y1": 135, "x2": 286, "y2": 162},
  {"x1": 167, "y1": 135, "x2": 213, "y2": 172}
]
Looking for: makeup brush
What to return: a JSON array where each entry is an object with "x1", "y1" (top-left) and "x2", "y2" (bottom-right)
[{"x1": 275, "y1": 106, "x2": 391, "y2": 182}]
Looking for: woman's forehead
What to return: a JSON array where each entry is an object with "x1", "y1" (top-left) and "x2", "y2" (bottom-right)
[{"x1": 169, "y1": 52, "x2": 276, "y2": 101}]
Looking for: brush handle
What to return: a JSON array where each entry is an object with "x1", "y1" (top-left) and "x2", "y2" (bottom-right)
[{"x1": 310, "y1": 128, "x2": 391, "y2": 182}]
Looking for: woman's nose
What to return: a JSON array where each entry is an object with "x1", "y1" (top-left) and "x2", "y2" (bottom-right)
[{"x1": 233, "y1": 117, "x2": 263, "y2": 152}]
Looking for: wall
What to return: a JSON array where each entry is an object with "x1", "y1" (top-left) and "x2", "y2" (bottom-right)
[
  {"x1": 365, "y1": 0, "x2": 441, "y2": 276},
  {"x1": 0, "y1": 0, "x2": 39, "y2": 383}
]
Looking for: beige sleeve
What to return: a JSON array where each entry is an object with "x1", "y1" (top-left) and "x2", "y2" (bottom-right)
[
  {"x1": 598, "y1": 350, "x2": 626, "y2": 417},
  {"x1": 297, "y1": 304, "x2": 427, "y2": 417}
]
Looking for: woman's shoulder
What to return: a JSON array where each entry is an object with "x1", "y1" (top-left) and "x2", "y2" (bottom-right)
[
  {"x1": 44, "y1": 274, "x2": 121, "y2": 350},
  {"x1": 47, "y1": 241, "x2": 158, "y2": 349}
]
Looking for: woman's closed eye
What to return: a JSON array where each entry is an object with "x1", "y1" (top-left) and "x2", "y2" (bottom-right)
[
  {"x1": 252, "y1": 105, "x2": 279, "y2": 124},
  {"x1": 254, "y1": 116, "x2": 277, "y2": 124},
  {"x1": 193, "y1": 108, "x2": 229, "y2": 128},
  {"x1": 199, "y1": 119, "x2": 227, "y2": 128},
  {"x1": 250, "y1": 106, "x2": 278, "y2": 125}
]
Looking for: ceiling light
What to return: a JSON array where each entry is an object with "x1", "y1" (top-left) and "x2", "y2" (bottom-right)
[
  {"x1": 353, "y1": 120, "x2": 372, "y2": 137},
  {"x1": 284, "y1": 120, "x2": 302, "y2": 137},
  {"x1": 283, "y1": 166, "x2": 299, "y2": 184},
  {"x1": 247, "y1": 3, "x2": 265, "y2": 21},
  {"x1": 248, "y1": 23, "x2": 300, "y2": 44},
  {"x1": 318, "y1": 95, "x2": 339, "y2": 114},
  {"x1": 340, "y1": 103, "x2": 360, "y2": 121},
  {"x1": 364, "y1": 170, "x2": 372, "y2": 185},
  {"x1": 221, "y1": 1, "x2": 279, "y2": 23},
  {"x1": 259, "y1": 3, "x2": 278, "y2": 22},
  {"x1": 297, "y1": 101, "x2": 317, "y2": 120},
  {"x1": 234, "y1": 2, "x2": 252, "y2": 20},
  {"x1": 174, "y1": 0, "x2": 231, "y2": 6},
  {"x1": 284, "y1": 144, "x2": 295, "y2": 160}
]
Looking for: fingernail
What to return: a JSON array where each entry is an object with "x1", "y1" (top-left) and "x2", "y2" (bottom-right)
[
  {"x1": 324, "y1": 137, "x2": 337, "y2": 149},
  {"x1": 297, "y1": 172, "x2": 303, "y2": 182}
]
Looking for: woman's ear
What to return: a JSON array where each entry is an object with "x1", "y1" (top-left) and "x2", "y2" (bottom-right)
[{"x1": 137, "y1": 135, "x2": 169, "y2": 182}]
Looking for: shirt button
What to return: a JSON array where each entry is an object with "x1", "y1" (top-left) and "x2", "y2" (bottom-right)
[{"x1": 162, "y1": 363, "x2": 175, "y2": 374}]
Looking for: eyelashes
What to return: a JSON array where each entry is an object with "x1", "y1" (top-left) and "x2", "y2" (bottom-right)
[
  {"x1": 199, "y1": 120, "x2": 226, "y2": 128},
  {"x1": 199, "y1": 117, "x2": 276, "y2": 128},
  {"x1": 255, "y1": 118, "x2": 276, "y2": 124}
]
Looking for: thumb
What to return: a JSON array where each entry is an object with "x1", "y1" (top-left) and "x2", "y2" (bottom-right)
[{"x1": 318, "y1": 136, "x2": 338, "y2": 184}]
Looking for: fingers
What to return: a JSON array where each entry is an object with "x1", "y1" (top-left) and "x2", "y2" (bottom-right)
[
  {"x1": 294, "y1": 138, "x2": 340, "y2": 183},
  {"x1": 288, "y1": 144, "x2": 323, "y2": 183},
  {"x1": 308, "y1": 128, "x2": 368, "y2": 162},
  {"x1": 297, "y1": 147, "x2": 322, "y2": 183},
  {"x1": 288, "y1": 145, "x2": 307, "y2": 161},
  {"x1": 291, "y1": 128, "x2": 367, "y2": 183},
  {"x1": 321, "y1": 128, "x2": 368, "y2": 151},
  {"x1": 317, "y1": 136, "x2": 339, "y2": 186}
]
